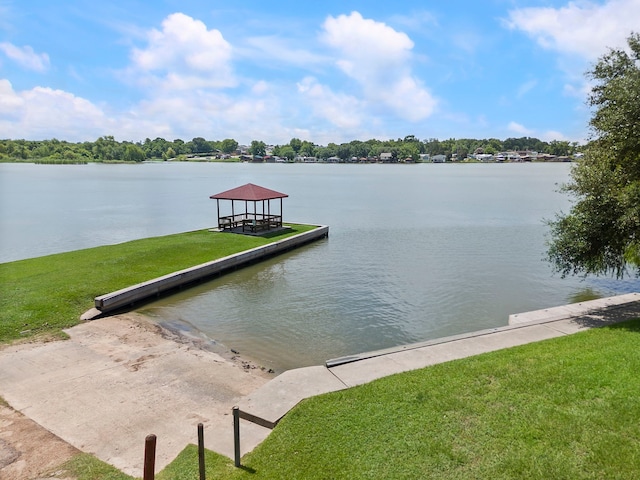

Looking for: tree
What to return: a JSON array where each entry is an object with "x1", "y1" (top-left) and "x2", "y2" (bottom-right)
[
  {"x1": 93, "y1": 136, "x2": 120, "y2": 161},
  {"x1": 277, "y1": 145, "x2": 295, "y2": 161},
  {"x1": 123, "y1": 143, "x2": 146, "y2": 162},
  {"x1": 172, "y1": 138, "x2": 188, "y2": 155},
  {"x1": 190, "y1": 137, "x2": 210, "y2": 154},
  {"x1": 547, "y1": 33, "x2": 640, "y2": 278},
  {"x1": 300, "y1": 140, "x2": 316, "y2": 157},
  {"x1": 143, "y1": 137, "x2": 168, "y2": 159},
  {"x1": 399, "y1": 142, "x2": 419, "y2": 162},
  {"x1": 249, "y1": 140, "x2": 266, "y2": 157},
  {"x1": 220, "y1": 138, "x2": 238, "y2": 154},
  {"x1": 289, "y1": 138, "x2": 302, "y2": 153},
  {"x1": 546, "y1": 140, "x2": 572, "y2": 156},
  {"x1": 163, "y1": 147, "x2": 176, "y2": 160}
]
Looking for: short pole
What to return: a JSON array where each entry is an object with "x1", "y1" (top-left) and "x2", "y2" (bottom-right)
[
  {"x1": 198, "y1": 423, "x2": 206, "y2": 480},
  {"x1": 233, "y1": 406, "x2": 241, "y2": 467},
  {"x1": 143, "y1": 434, "x2": 156, "y2": 480}
]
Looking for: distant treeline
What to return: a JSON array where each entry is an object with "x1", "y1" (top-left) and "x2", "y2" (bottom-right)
[{"x1": 0, "y1": 135, "x2": 582, "y2": 163}]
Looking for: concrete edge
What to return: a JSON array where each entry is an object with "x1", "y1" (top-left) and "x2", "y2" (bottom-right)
[
  {"x1": 508, "y1": 292, "x2": 640, "y2": 325},
  {"x1": 82, "y1": 224, "x2": 328, "y2": 317},
  {"x1": 326, "y1": 293, "x2": 640, "y2": 368}
]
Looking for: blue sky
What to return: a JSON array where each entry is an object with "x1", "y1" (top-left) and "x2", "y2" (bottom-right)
[{"x1": 1, "y1": 0, "x2": 638, "y2": 145}]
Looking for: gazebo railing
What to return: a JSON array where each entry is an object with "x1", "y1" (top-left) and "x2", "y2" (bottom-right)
[{"x1": 218, "y1": 213, "x2": 282, "y2": 232}]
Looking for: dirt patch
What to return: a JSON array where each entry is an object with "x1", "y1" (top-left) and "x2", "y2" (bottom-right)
[{"x1": 0, "y1": 403, "x2": 79, "y2": 480}]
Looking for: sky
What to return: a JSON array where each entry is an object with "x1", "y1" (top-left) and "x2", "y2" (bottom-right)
[{"x1": 0, "y1": 0, "x2": 638, "y2": 146}]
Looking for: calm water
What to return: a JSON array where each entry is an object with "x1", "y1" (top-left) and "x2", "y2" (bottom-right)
[{"x1": 2, "y1": 162, "x2": 638, "y2": 371}]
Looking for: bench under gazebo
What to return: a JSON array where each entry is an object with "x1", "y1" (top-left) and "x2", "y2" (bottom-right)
[{"x1": 210, "y1": 183, "x2": 288, "y2": 234}]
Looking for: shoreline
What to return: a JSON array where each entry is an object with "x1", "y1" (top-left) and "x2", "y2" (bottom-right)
[{"x1": 150, "y1": 313, "x2": 278, "y2": 375}]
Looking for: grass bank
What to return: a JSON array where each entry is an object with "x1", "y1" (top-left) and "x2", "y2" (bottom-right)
[
  {"x1": 220, "y1": 319, "x2": 640, "y2": 479},
  {"x1": 0, "y1": 224, "x2": 318, "y2": 342}
]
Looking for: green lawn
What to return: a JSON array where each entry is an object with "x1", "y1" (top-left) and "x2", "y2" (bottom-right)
[
  {"x1": 0, "y1": 224, "x2": 317, "y2": 342},
  {"x1": 203, "y1": 319, "x2": 640, "y2": 479}
]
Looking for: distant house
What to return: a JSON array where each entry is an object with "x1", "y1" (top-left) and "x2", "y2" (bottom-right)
[
  {"x1": 475, "y1": 154, "x2": 494, "y2": 162},
  {"x1": 506, "y1": 151, "x2": 521, "y2": 161},
  {"x1": 432, "y1": 154, "x2": 446, "y2": 163},
  {"x1": 380, "y1": 152, "x2": 393, "y2": 162}
]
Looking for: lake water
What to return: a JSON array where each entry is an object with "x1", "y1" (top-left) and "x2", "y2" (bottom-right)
[{"x1": 2, "y1": 162, "x2": 638, "y2": 372}]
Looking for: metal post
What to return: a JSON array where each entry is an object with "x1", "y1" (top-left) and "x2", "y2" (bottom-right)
[
  {"x1": 198, "y1": 423, "x2": 206, "y2": 480},
  {"x1": 233, "y1": 406, "x2": 241, "y2": 467},
  {"x1": 143, "y1": 434, "x2": 156, "y2": 480}
]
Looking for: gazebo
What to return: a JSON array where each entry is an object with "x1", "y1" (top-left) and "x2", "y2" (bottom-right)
[{"x1": 210, "y1": 183, "x2": 288, "y2": 233}]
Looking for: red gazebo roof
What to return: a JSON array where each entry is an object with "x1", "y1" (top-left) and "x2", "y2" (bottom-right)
[{"x1": 210, "y1": 183, "x2": 288, "y2": 201}]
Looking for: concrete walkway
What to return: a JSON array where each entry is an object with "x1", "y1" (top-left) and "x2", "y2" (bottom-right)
[
  {"x1": 237, "y1": 293, "x2": 640, "y2": 432},
  {"x1": 1, "y1": 293, "x2": 639, "y2": 476}
]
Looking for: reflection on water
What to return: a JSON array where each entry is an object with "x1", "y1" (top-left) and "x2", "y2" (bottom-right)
[
  {"x1": 568, "y1": 288, "x2": 603, "y2": 303},
  {"x1": 3, "y1": 162, "x2": 639, "y2": 372}
]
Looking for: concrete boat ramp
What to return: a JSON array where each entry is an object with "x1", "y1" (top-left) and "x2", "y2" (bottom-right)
[{"x1": 1, "y1": 289, "x2": 639, "y2": 476}]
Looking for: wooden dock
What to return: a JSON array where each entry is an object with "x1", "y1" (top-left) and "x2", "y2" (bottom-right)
[{"x1": 91, "y1": 225, "x2": 328, "y2": 316}]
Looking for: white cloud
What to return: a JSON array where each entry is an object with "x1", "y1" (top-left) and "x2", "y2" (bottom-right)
[
  {"x1": 251, "y1": 80, "x2": 269, "y2": 95},
  {"x1": 388, "y1": 11, "x2": 439, "y2": 33},
  {"x1": 506, "y1": 0, "x2": 640, "y2": 60},
  {"x1": 0, "y1": 79, "x2": 24, "y2": 113},
  {"x1": 541, "y1": 130, "x2": 568, "y2": 142},
  {"x1": 507, "y1": 121, "x2": 532, "y2": 135},
  {"x1": 517, "y1": 79, "x2": 538, "y2": 98},
  {"x1": 0, "y1": 42, "x2": 50, "y2": 72},
  {"x1": 563, "y1": 80, "x2": 593, "y2": 99},
  {"x1": 451, "y1": 31, "x2": 484, "y2": 55},
  {"x1": 0, "y1": 79, "x2": 113, "y2": 140},
  {"x1": 322, "y1": 12, "x2": 414, "y2": 68},
  {"x1": 320, "y1": 11, "x2": 437, "y2": 120},
  {"x1": 297, "y1": 76, "x2": 363, "y2": 129},
  {"x1": 242, "y1": 35, "x2": 327, "y2": 67},
  {"x1": 130, "y1": 12, "x2": 235, "y2": 90}
]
